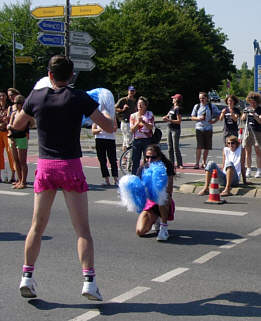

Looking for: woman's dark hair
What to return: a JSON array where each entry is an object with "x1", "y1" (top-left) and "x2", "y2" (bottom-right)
[
  {"x1": 246, "y1": 91, "x2": 261, "y2": 104},
  {"x1": 48, "y1": 55, "x2": 74, "y2": 82},
  {"x1": 144, "y1": 144, "x2": 176, "y2": 175},
  {"x1": 225, "y1": 94, "x2": 239, "y2": 105},
  {"x1": 138, "y1": 96, "x2": 149, "y2": 107}
]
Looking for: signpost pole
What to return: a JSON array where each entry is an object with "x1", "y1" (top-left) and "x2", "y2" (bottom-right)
[
  {"x1": 65, "y1": 0, "x2": 70, "y2": 59},
  {"x1": 12, "y1": 32, "x2": 16, "y2": 88}
]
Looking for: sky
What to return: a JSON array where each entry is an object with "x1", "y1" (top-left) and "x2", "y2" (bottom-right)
[{"x1": 0, "y1": 0, "x2": 259, "y2": 69}]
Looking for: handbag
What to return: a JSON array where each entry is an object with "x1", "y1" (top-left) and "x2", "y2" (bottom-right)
[{"x1": 152, "y1": 126, "x2": 162, "y2": 144}]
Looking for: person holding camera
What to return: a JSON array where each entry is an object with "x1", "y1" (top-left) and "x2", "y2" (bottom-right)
[
  {"x1": 241, "y1": 91, "x2": 261, "y2": 178},
  {"x1": 162, "y1": 93, "x2": 183, "y2": 168},
  {"x1": 220, "y1": 95, "x2": 241, "y2": 145}
]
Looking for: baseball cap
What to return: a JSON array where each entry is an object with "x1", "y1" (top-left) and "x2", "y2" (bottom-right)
[
  {"x1": 171, "y1": 94, "x2": 183, "y2": 101},
  {"x1": 128, "y1": 86, "x2": 135, "y2": 91}
]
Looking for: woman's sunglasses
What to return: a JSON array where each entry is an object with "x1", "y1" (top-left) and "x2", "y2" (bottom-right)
[{"x1": 145, "y1": 155, "x2": 157, "y2": 160}]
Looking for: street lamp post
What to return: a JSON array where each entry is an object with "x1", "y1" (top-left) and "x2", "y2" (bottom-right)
[
  {"x1": 12, "y1": 32, "x2": 16, "y2": 88},
  {"x1": 65, "y1": 0, "x2": 70, "y2": 59}
]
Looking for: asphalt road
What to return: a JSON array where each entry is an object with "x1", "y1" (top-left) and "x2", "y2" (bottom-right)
[{"x1": 1, "y1": 122, "x2": 261, "y2": 321}]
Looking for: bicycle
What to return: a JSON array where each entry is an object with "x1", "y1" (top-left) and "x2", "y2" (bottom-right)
[{"x1": 119, "y1": 143, "x2": 133, "y2": 175}]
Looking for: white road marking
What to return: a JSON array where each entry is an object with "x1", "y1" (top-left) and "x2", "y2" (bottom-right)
[
  {"x1": 109, "y1": 286, "x2": 150, "y2": 303},
  {"x1": 68, "y1": 310, "x2": 100, "y2": 321},
  {"x1": 151, "y1": 267, "x2": 189, "y2": 283},
  {"x1": 247, "y1": 227, "x2": 261, "y2": 237},
  {"x1": 219, "y1": 238, "x2": 247, "y2": 249},
  {"x1": 193, "y1": 251, "x2": 221, "y2": 264},
  {"x1": 176, "y1": 207, "x2": 247, "y2": 216},
  {"x1": 183, "y1": 173, "x2": 205, "y2": 176},
  {"x1": 83, "y1": 166, "x2": 99, "y2": 169},
  {"x1": 95, "y1": 201, "x2": 248, "y2": 217},
  {"x1": 0, "y1": 190, "x2": 29, "y2": 196}
]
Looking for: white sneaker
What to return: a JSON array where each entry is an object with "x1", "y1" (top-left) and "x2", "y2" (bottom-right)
[
  {"x1": 82, "y1": 276, "x2": 103, "y2": 301},
  {"x1": 255, "y1": 170, "x2": 261, "y2": 178},
  {"x1": 156, "y1": 227, "x2": 169, "y2": 241},
  {"x1": 246, "y1": 168, "x2": 252, "y2": 178},
  {"x1": 151, "y1": 218, "x2": 160, "y2": 232},
  {"x1": 19, "y1": 276, "x2": 37, "y2": 298}
]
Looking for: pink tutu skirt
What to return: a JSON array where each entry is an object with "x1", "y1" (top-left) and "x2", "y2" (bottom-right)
[
  {"x1": 34, "y1": 158, "x2": 88, "y2": 193},
  {"x1": 143, "y1": 198, "x2": 175, "y2": 221}
]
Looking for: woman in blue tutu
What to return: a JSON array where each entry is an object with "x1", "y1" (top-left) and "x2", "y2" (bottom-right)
[{"x1": 135, "y1": 144, "x2": 175, "y2": 241}]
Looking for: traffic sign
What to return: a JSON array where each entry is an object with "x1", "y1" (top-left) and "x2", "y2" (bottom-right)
[
  {"x1": 15, "y1": 42, "x2": 24, "y2": 50},
  {"x1": 38, "y1": 20, "x2": 65, "y2": 33},
  {"x1": 31, "y1": 6, "x2": 64, "y2": 19},
  {"x1": 71, "y1": 4, "x2": 104, "y2": 18},
  {"x1": 70, "y1": 31, "x2": 93, "y2": 45},
  {"x1": 38, "y1": 33, "x2": 64, "y2": 47},
  {"x1": 71, "y1": 58, "x2": 96, "y2": 71},
  {"x1": 70, "y1": 45, "x2": 96, "y2": 58},
  {"x1": 16, "y1": 56, "x2": 33, "y2": 64}
]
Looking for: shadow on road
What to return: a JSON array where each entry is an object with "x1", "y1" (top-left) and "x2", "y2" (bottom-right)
[
  {"x1": 28, "y1": 291, "x2": 261, "y2": 318},
  {"x1": 0, "y1": 233, "x2": 52, "y2": 241}
]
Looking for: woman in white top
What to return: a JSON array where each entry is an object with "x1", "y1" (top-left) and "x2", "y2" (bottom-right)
[{"x1": 198, "y1": 135, "x2": 246, "y2": 196}]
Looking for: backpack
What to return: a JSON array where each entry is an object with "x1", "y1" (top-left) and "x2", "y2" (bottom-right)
[
  {"x1": 196, "y1": 102, "x2": 213, "y2": 117},
  {"x1": 151, "y1": 126, "x2": 162, "y2": 144}
]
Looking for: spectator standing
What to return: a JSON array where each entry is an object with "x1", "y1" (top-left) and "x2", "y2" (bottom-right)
[
  {"x1": 115, "y1": 86, "x2": 137, "y2": 162},
  {"x1": 7, "y1": 95, "x2": 34, "y2": 189},
  {"x1": 12, "y1": 55, "x2": 113, "y2": 300},
  {"x1": 0, "y1": 90, "x2": 15, "y2": 182},
  {"x1": 91, "y1": 89, "x2": 119, "y2": 186},
  {"x1": 7, "y1": 88, "x2": 20, "y2": 116},
  {"x1": 130, "y1": 96, "x2": 154, "y2": 174},
  {"x1": 241, "y1": 91, "x2": 261, "y2": 178},
  {"x1": 220, "y1": 94, "x2": 241, "y2": 144},
  {"x1": 191, "y1": 92, "x2": 220, "y2": 169},
  {"x1": 162, "y1": 93, "x2": 183, "y2": 168}
]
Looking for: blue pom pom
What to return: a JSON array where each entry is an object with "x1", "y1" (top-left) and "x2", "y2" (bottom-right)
[{"x1": 119, "y1": 175, "x2": 146, "y2": 213}]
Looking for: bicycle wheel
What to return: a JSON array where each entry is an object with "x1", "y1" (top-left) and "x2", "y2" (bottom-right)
[{"x1": 119, "y1": 147, "x2": 133, "y2": 175}]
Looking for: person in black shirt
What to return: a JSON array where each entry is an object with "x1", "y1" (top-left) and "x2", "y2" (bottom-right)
[
  {"x1": 220, "y1": 94, "x2": 241, "y2": 144},
  {"x1": 163, "y1": 93, "x2": 183, "y2": 168},
  {"x1": 241, "y1": 91, "x2": 261, "y2": 178},
  {"x1": 12, "y1": 55, "x2": 113, "y2": 301}
]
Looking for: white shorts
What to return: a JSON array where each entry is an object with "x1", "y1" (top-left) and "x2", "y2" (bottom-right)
[{"x1": 120, "y1": 121, "x2": 133, "y2": 148}]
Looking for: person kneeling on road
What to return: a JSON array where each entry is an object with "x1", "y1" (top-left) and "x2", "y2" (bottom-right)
[{"x1": 198, "y1": 135, "x2": 247, "y2": 197}]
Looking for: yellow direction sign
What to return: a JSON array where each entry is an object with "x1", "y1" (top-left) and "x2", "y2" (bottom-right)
[
  {"x1": 16, "y1": 56, "x2": 33, "y2": 64},
  {"x1": 31, "y1": 6, "x2": 64, "y2": 19},
  {"x1": 71, "y1": 4, "x2": 104, "y2": 18}
]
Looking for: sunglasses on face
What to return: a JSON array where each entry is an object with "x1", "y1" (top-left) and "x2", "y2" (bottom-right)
[
  {"x1": 145, "y1": 155, "x2": 157, "y2": 160},
  {"x1": 227, "y1": 141, "x2": 236, "y2": 145}
]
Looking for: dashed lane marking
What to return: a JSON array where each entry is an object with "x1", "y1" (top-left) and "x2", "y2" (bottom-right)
[
  {"x1": 109, "y1": 286, "x2": 150, "y2": 303},
  {"x1": 193, "y1": 251, "x2": 221, "y2": 264},
  {"x1": 0, "y1": 190, "x2": 29, "y2": 196},
  {"x1": 219, "y1": 238, "x2": 248, "y2": 249},
  {"x1": 68, "y1": 310, "x2": 100, "y2": 321},
  {"x1": 247, "y1": 227, "x2": 261, "y2": 237},
  {"x1": 151, "y1": 267, "x2": 189, "y2": 283}
]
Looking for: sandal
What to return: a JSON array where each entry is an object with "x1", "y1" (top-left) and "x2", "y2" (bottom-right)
[
  {"x1": 193, "y1": 164, "x2": 200, "y2": 169},
  {"x1": 198, "y1": 189, "x2": 209, "y2": 196},
  {"x1": 201, "y1": 163, "x2": 206, "y2": 169},
  {"x1": 220, "y1": 190, "x2": 232, "y2": 197},
  {"x1": 16, "y1": 184, "x2": 27, "y2": 189}
]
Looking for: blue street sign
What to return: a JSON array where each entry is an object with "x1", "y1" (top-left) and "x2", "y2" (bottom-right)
[
  {"x1": 38, "y1": 20, "x2": 65, "y2": 33},
  {"x1": 38, "y1": 33, "x2": 64, "y2": 47},
  {"x1": 254, "y1": 55, "x2": 261, "y2": 94}
]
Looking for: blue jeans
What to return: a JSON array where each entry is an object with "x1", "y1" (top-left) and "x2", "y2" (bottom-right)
[
  {"x1": 205, "y1": 161, "x2": 239, "y2": 186},
  {"x1": 132, "y1": 138, "x2": 152, "y2": 175}
]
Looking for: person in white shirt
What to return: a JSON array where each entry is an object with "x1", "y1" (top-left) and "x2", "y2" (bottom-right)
[{"x1": 198, "y1": 135, "x2": 247, "y2": 196}]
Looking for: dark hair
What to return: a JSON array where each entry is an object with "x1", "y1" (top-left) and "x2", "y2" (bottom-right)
[
  {"x1": 48, "y1": 55, "x2": 74, "y2": 82},
  {"x1": 7, "y1": 88, "x2": 20, "y2": 95},
  {"x1": 246, "y1": 91, "x2": 261, "y2": 104},
  {"x1": 144, "y1": 144, "x2": 176, "y2": 175},
  {"x1": 225, "y1": 94, "x2": 239, "y2": 105},
  {"x1": 199, "y1": 91, "x2": 208, "y2": 98},
  {"x1": 14, "y1": 94, "x2": 25, "y2": 104},
  {"x1": 138, "y1": 96, "x2": 149, "y2": 107}
]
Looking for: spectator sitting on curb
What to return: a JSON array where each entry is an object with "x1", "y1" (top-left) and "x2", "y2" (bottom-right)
[{"x1": 198, "y1": 135, "x2": 247, "y2": 197}]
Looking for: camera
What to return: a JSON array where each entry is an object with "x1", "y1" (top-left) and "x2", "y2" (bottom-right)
[{"x1": 243, "y1": 108, "x2": 250, "y2": 114}]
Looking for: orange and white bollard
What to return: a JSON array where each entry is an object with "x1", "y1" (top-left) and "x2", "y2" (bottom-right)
[{"x1": 205, "y1": 169, "x2": 225, "y2": 204}]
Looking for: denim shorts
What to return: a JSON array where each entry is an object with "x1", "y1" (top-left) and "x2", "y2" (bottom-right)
[{"x1": 205, "y1": 161, "x2": 239, "y2": 186}]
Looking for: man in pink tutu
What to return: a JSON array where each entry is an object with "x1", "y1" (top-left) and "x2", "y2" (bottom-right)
[{"x1": 11, "y1": 55, "x2": 113, "y2": 300}]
